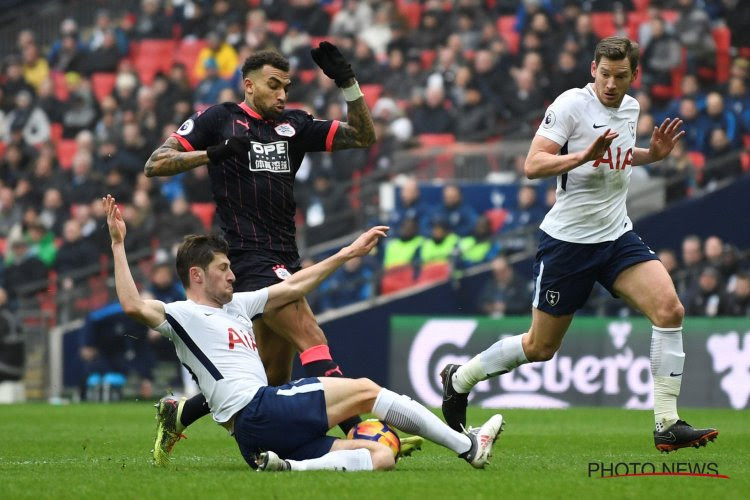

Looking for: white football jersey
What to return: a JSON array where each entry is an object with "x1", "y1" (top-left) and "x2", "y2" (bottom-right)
[
  {"x1": 154, "y1": 289, "x2": 269, "y2": 423},
  {"x1": 536, "y1": 83, "x2": 640, "y2": 243}
]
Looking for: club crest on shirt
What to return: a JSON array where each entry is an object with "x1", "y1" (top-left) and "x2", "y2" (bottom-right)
[
  {"x1": 628, "y1": 121, "x2": 635, "y2": 138},
  {"x1": 546, "y1": 290, "x2": 560, "y2": 306},
  {"x1": 542, "y1": 110, "x2": 556, "y2": 129},
  {"x1": 176, "y1": 119, "x2": 195, "y2": 136},
  {"x1": 274, "y1": 123, "x2": 296, "y2": 137},
  {"x1": 273, "y1": 264, "x2": 292, "y2": 280}
]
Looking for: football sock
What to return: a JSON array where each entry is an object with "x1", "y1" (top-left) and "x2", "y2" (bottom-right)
[
  {"x1": 650, "y1": 326, "x2": 684, "y2": 431},
  {"x1": 372, "y1": 388, "x2": 472, "y2": 455},
  {"x1": 301, "y1": 344, "x2": 361, "y2": 434},
  {"x1": 287, "y1": 449, "x2": 373, "y2": 471},
  {"x1": 453, "y1": 334, "x2": 528, "y2": 393},
  {"x1": 179, "y1": 393, "x2": 210, "y2": 430}
]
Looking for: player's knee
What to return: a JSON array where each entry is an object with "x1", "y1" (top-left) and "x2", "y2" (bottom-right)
[
  {"x1": 353, "y1": 377, "x2": 382, "y2": 410},
  {"x1": 653, "y1": 297, "x2": 684, "y2": 327},
  {"x1": 369, "y1": 444, "x2": 396, "y2": 470},
  {"x1": 524, "y1": 339, "x2": 558, "y2": 362}
]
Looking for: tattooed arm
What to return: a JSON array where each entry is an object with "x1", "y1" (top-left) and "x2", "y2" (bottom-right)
[
  {"x1": 331, "y1": 78, "x2": 377, "y2": 150},
  {"x1": 144, "y1": 137, "x2": 210, "y2": 177}
]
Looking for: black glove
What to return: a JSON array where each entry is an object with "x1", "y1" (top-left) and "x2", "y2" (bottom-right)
[
  {"x1": 310, "y1": 41, "x2": 356, "y2": 87},
  {"x1": 206, "y1": 136, "x2": 252, "y2": 163}
]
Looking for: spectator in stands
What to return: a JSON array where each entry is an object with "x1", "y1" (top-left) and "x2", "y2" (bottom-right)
[
  {"x1": 640, "y1": 17, "x2": 682, "y2": 91},
  {"x1": 678, "y1": 97, "x2": 709, "y2": 153},
  {"x1": 387, "y1": 177, "x2": 429, "y2": 235},
  {"x1": 134, "y1": 0, "x2": 174, "y2": 40},
  {"x1": 301, "y1": 170, "x2": 355, "y2": 247},
  {"x1": 47, "y1": 19, "x2": 87, "y2": 74},
  {"x1": 410, "y1": 84, "x2": 455, "y2": 136},
  {"x1": 504, "y1": 68, "x2": 544, "y2": 124},
  {"x1": 383, "y1": 217, "x2": 423, "y2": 270},
  {"x1": 79, "y1": 301, "x2": 153, "y2": 401},
  {"x1": 351, "y1": 38, "x2": 383, "y2": 85},
  {"x1": 35, "y1": 77, "x2": 64, "y2": 124},
  {"x1": 2, "y1": 90, "x2": 50, "y2": 147},
  {"x1": 673, "y1": 0, "x2": 716, "y2": 79},
  {"x1": 119, "y1": 123, "x2": 152, "y2": 177},
  {"x1": 25, "y1": 220, "x2": 56, "y2": 267},
  {"x1": 503, "y1": 184, "x2": 545, "y2": 233},
  {"x1": 382, "y1": 47, "x2": 409, "y2": 98},
  {"x1": 456, "y1": 215, "x2": 501, "y2": 269},
  {"x1": 21, "y1": 42, "x2": 49, "y2": 94},
  {"x1": 676, "y1": 234, "x2": 704, "y2": 296},
  {"x1": 195, "y1": 31, "x2": 239, "y2": 81},
  {"x1": 2, "y1": 56, "x2": 35, "y2": 111},
  {"x1": 193, "y1": 58, "x2": 231, "y2": 110},
  {"x1": 648, "y1": 140, "x2": 694, "y2": 203},
  {"x1": 39, "y1": 187, "x2": 66, "y2": 235},
  {"x1": 636, "y1": 113, "x2": 656, "y2": 149},
  {"x1": 455, "y1": 85, "x2": 497, "y2": 142},
  {"x1": 477, "y1": 255, "x2": 530, "y2": 317},
  {"x1": 66, "y1": 152, "x2": 101, "y2": 205},
  {"x1": 725, "y1": 77, "x2": 750, "y2": 121},
  {"x1": 61, "y1": 74, "x2": 97, "y2": 139},
  {"x1": 360, "y1": 4, "x2": 393, "y2": 59},
  {"x1": 657, "y1": 248, "x2": 680, "y2": 283},
  {"x1": 4, "y1": 238, "x2": 47, "y2": 308},
  {"x1": 102, "y1": 169, "x2": 134, "y2": 205},
  {"x1": 453, "y1": 8, "x2": 482, "y2": 52},
  {"x1": 683, "y1": 266, "x2": 727, "y2": 317},
  {"x1": 87, "y1": 9, "x2": 129, "y2": 57},
  {"x1": 430, "y1": 184, "x2": 478, "y2": 237},
  {"x1": 703, "y1": 236, "x2": 724, "y2": 271},
  {"x1": 419, "y1": 216, "x2": 459, "y2": 267},
  {"x1": 329, "y1": 0, "x2": 373, "y2": 38},
  {"x1": 567, "y1": 13, "x2": 598, "y2": 70},
  {"x1": 410, "y1": 9, "x2": 448, "y2": 49},
  {"x1": 320, "y1": 256, "x2": 374, "y2": 310},
  {"x1": 0, "y1": 187, "x2": 22, "y2": 238},
  {"x1": 704, "y1": 129, "x2": 742, "y2": 184},
  {"x1": 665, "y1": 74, "x2": 707, "y2": 120},
  {"x1": 288, "y1": 0, "x2": 330, "y2": 37},
  {"x1": 724, "y1": 272, "x2": 750, "y2": 316},
  {"x1": 550, "y1": 50, "x2": 587, "y2": 98},
  {"x1": 55, "y1": 219, "x2": 99, "y2": 290},
  {"x1": 84, "y1": 28, "x2": 122, "y2": 75},
  {"x1": 704, "y1": 92, "x2": 739, "y2": 151},
  {"x1": 157, "y1": 197, "x2": 205, "y2": 251}
]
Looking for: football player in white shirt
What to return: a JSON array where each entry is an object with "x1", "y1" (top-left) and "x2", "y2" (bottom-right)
[
  {"x1": 103, "y1": 195, "x2": 504, "y2": 471},
  {"x1": 440, "y1": 37, "x2": 717, "y2": 452}
]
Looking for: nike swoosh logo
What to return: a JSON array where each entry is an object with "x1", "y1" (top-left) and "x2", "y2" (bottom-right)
[
  {"x1": 655, "y1": 432, "x2": 677, "y2": 443},
  {"x1": 670, "y1": 372, "x2": 683, "y2": 377},
  {"x1": 593, "y1": 124, "x2": 607, "y2": 129},
  {"x1": 203, "y1": 313, "x2": 214, "y2": 316}
]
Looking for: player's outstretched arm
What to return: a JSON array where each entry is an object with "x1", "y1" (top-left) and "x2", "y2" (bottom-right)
[
  {"x1": 103, "y1": 195, "x2": 166, "y2": 328},
  {"x1": 524, "y1": 129, "x2": 618, "y2": 179},
  {"x1": 311, "y1": 41, "x2": 376, "y2": 150},
  {"x1": 144, "y1": 137, "x2": 210, "y2": 177},
  {"x1": 632, "y1": 117, "x2": 685, "y2": 166},
  {"x1": 265, "y1": 226, "x2": 389, "y2": 310}
]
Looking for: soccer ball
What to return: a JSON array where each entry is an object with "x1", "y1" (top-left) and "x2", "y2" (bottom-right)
[{"x1": 346, "y1": 419, "x2": 401, "y2": 458}]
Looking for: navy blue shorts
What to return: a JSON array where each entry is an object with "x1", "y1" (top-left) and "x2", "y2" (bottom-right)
[
  {"x1": 532, "y1": 230, "x2": 659, "y2": 315},
  {"x1": 229, "y1": 248, "x2": 301, "y2": 292},
  {"x1": 233, "y1": 378, "x2": 335, "y2": 466}
]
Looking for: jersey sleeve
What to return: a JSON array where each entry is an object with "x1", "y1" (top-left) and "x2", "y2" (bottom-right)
[
  {"x1": 289, "y1": 111, "x2": 340, "y2": 152},
  {"x1": 536, "y1": 92, "x2": 577, "y2": 147},
  {"x1": 153, "y1": 301, "x2": 175, "y2": 341},
  {"x1": 171, "y1": 105, "x2": 229, "y2": 152},
  {"x1": 232, "y1": 288, "x2": 269, "y2": 319}
]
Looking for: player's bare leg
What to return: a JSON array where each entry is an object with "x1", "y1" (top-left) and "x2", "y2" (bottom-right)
[
  {"x1": 614, "y1": 260, "x2": 718, "y2": 451},
  {"x1": 254, "y1": 319, "x2": 296, "y2": 386},
  {"x1": 256, "y1": 439, "x2": 394, "y2": 472},
  {"x1": 442, "y1": 308, "x2": 572, "y2": 431}
]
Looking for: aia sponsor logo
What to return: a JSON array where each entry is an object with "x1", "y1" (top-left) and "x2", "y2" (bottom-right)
[{"x1": 592, "y1": 146, "x2": 633, "y2": 170}]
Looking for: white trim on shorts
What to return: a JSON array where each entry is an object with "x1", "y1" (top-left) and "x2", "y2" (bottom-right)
[
  {"x1": 532, "y1": 260, "x2": 545, "y2": 308},
  {"x1": 277, "y1": 382, "x2": 324, "y2": 396}
]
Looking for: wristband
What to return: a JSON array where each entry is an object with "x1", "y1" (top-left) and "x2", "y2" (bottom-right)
[{"x1": 341, "y1": 82, "x2": 364, "y2": 102}]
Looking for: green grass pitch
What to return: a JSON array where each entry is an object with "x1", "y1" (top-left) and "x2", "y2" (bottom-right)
[{"x1": 1, "y1": 404, "x2": 746, "y2": 499}]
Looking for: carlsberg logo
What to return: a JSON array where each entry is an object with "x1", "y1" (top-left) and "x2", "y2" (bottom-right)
[{"x1": 407, "y1": 319, "x2": 652, "y2": 409}]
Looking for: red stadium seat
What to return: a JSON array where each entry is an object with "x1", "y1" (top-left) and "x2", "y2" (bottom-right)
[
  {"x1": 266, "y1": 20, "x2": 288, "y2": 36},
  {"x1": 417, "y1": 262, "x2": 452, "y2": 284},
  {"x1": 360, "y1": 83, "x2": 383, "y2": 110},
  {"x1": 56, "y1": 139, "x2": 77, "y2": 169},
  {"x1": 417, "y1": 134, "x2": 456, "y2": 148},
  {"x1": 497, "y1": 16, "x2": 520, "y2": 54},
  {"x1": 626, "y1": 11, "x2": 648, "y2": 41},
  {"x1": 0, "y1": 142, "x2": 5, "y2": 158},
  {"x1": 687, "y1": 151, "x2": 706, "y2": 184},
  {"x1": 50, "y1": 122, "x2": 63, "y2": 144},
  {"x1": 297, "y1": 69, "x2": 317, "y2": 84},
  {"x1": 174, "y1": 38, "x2": 208, "y2": 86},
  {"x1": 741, "y1": 152, "x2": 750, "y2": 172},
  {"x1": 0, "y1": 237, "x2": 6, "y2": 255},
  {"x1": 633, "y1": 0, "x2": 650, "y2": 11},
  {"x1": 398, "y1": 2, "x2": 422, "y2": 29},
  {"x1": 661, "y1": 10, "x2": 679, "y2": 24},
  {"x1": 420, "y1": 49, "x2": 436, "y2": 71},
  {"x1": 133, "y1": 39, "x2": 177, "y2": 85},
  {"x1": 91, "y1": 72, "x2": 117, "y2": 102},
  {"x1": 51, "y1": 71, "x2": 69, "y2": 101},
  {"x1": 380, "y1": 265, "x2": 416, "y2": 295},
  {"x1": 310, "y1": 37, "x2": 328, "y2": 49},
  {"x1": 484, "y1": 208, "x2": 508, "y2": 233},
  {"x1": 190, "y1": 202, "x2": 215, "y2": 231},
  {"x1": 590, "y1": 12, "x2": 616, "y2": 39},
  {"x1": 713, "y1": 26, "x2": 731, "y2": 83}
]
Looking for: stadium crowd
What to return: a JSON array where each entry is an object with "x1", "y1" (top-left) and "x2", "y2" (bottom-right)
[{"x1": 1, "y1": 0, "x2": 750, "y2": 395}]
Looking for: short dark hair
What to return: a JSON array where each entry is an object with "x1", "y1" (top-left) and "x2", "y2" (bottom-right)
[
  {"x1": 241, "y1": 51, "x2": 290, "y2": 78},
  {"x1": 594, "y1": 36, "x2": 640, "y2": 73},
  {"x1": 175, "y1": 234, "x2": 229, "y2": 288}
]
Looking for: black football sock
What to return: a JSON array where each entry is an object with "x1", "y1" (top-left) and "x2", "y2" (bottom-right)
[
  {"x1": 300, "y1": 345, "x2": 362, "y2": 434},
  {"x1": 180, "y1": 393, "x2": 210, "y2": 428}
]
